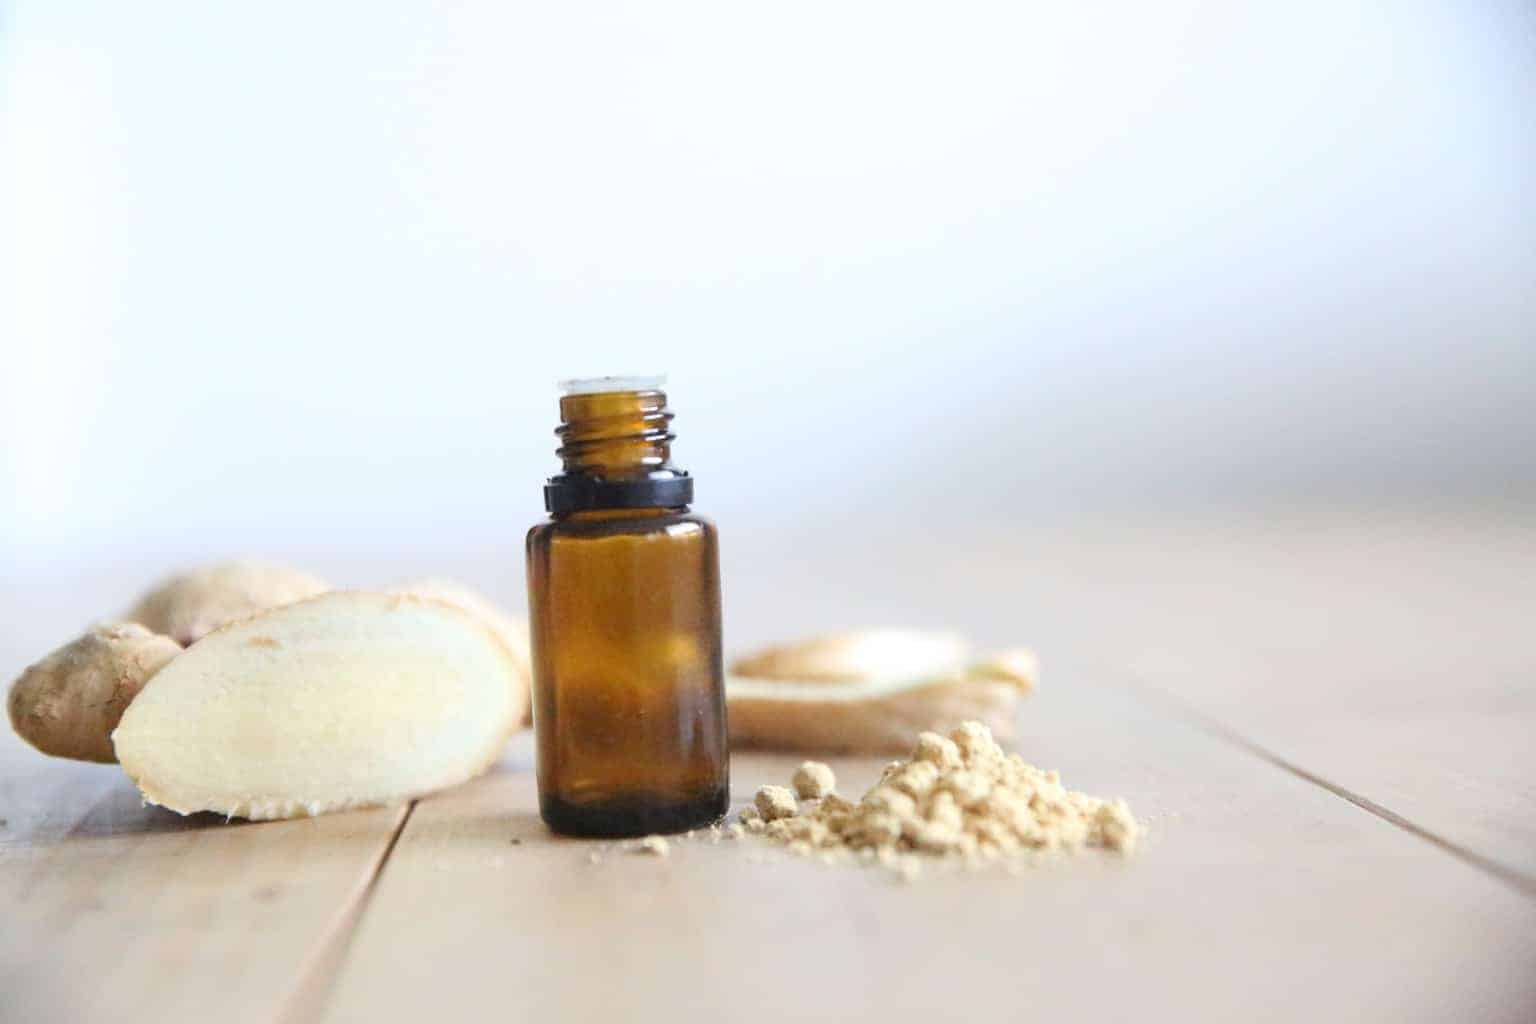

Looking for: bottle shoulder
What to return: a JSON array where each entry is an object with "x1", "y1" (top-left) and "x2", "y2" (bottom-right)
[{"x1": 528, "y1": 508, "x2": 715, "y2": 544}]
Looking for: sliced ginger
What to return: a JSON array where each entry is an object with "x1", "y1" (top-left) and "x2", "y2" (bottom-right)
[
  {"x1": 731, "y1": 629, "x2": 971, "y2": 683},
  {"x1": 727, "y1": 629, "x2": 1037, "y2": 753},
  {"x1": 387, "y1": 579, "x2": 532, "y2": 725},
  {"x1": 113, "y1": 591, "x2": 525, "y2": 820}
]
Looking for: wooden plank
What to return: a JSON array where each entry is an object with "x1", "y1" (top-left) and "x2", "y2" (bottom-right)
[
  {"x1": 0, "y1": 729, "x2": 408, "y2": 1024},
  {"x1": 718, "y1": 513, "x2": 1536, "y2": 883},
  {"x1": 320, "y1": 681, "x2": 1536, "y2": 1023},
  {"x1": 0, "y1": 566, "x2": 412, "y2": 1024},
  {"x1": 1077, "y1": 514, "x2": 1536, "y2": 883},
  {"x1": 3, "y1": 511, "x2": 1530, "y2": 1021}
]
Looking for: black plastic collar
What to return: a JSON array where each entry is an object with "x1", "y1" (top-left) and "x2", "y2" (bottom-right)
[{"x1": 544, "y1": 474, "x2": 693, "y2": 514}]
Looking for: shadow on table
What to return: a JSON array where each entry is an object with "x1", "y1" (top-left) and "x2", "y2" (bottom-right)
[{"x1": 66, "y1": 780, "x2": 255, "y2": 837}]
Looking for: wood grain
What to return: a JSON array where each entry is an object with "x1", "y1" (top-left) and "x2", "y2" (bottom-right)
[
  {"x1": 319, "y1": 683, "x2": 1536, "y2": 1023},
  {"x1": 1069, "y1": 515, "x2": 1536, "y2": 883},
  {"x1": 0, "y1": 730, "x2": 408, "y2": 1024},
  {"x1": 718, "y1": 512, "x2": 1536, "y2": 884},
  {"x1": 3, "y1": 510, "x2": 1532, "y2": 1023}
]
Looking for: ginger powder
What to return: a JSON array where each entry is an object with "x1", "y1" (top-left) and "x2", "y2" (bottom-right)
[{"x1": 745, "y1": 721, "x2": 1140, "y2": 875}]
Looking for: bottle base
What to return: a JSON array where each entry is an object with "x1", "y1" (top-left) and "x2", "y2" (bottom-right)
[{"x1": 540, "y1": 786, "x2": 730, "y2": 838}]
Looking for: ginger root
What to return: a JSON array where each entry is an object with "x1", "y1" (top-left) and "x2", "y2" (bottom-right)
[
  {"x1": 386, "y1": 579, "x2": 532, "y2": 725},
  {"x1": 727, "y1": 629, "x2": 1037, "y2": 753},
  {"x1": 113, "y1": 591, "x2": 526, "y2": 820},
  {"x1": 125, "y1": 560, "x2": 329, "y2": 646},
  {"x1": 731, "y1": 629, "x2": 970, "y2": 683},
  {"x1": 7, "y1": 624, "x2": 182, "y2": 763},
  {"x1": 10, "y1": 568, "x2": 534, "y2": 780}
]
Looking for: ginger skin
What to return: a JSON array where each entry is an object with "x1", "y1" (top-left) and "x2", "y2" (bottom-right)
[
  {"x1": 7, "y1": 624, "x2": 182, "y2": 763},
  {"x1": 125, "y1": 560, "x2": 329, "y2": 646}
]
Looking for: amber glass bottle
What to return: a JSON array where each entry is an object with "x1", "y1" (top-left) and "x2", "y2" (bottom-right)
[{"x1": 526, "y1": 377, "x2": 728, "y2": 837}]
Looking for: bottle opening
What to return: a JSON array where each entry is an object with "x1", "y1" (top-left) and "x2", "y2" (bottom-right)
[{"x1": 558, "y1": 375, "x2": 667, "y2": 396}]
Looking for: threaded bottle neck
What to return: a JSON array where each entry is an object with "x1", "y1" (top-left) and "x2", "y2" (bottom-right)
[
  {"x1": 544, "y1": 385, "x2": 693, "y2": 514},
  {"x1": 556, "y1": 388, "x2": 676, "y2": 478}
]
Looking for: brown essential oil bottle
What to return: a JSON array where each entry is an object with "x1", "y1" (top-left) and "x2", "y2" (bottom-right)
[{"x1": 526, "y1": 377, "x2": 729, "y2": 837}]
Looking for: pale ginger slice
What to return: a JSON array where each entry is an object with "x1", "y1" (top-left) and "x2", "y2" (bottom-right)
[
  {"x1": 962, "y1": 648, "x2": 1039, "y2": 694},
  {"x1": 731, "y1": 629, "x2": 971, "y2": 683},
  {"x1": 8, "y1": 623, "x2": 182, "y2": 763},
  {"x1": 386, "y1": 579, "x2": 532, "y2": 726},
  {"x1": 727, "y1": 672, "x2": 1023, "y2": 754},
  {"x1": 728, "y1": 630, "x2": 1037, "y2": 753},
  {"x1": 125, "y1": 560, "x2": 330, "y2": 646},
  {"x1": 112, "y1": 591, "x2": 523, "y2": 820}
]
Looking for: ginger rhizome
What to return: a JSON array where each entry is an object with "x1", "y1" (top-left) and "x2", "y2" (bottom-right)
[
  {"x1": 114, "y1": 592, "x2": 526, "y2": 820},
  {"x1": 8, "y1": 624, "x2": 182, "y2": 763},
  {"x1": 126, "y1": 560, "x2": 330, "y2": 646}
]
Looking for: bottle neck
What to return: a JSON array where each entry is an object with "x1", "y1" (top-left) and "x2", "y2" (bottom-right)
[
  {"x1": 556, "y1": 389, "x2": 677, "y2": 479},
  {"x1": 544, "y1": 388, "x2": 694, "y2": 514}
]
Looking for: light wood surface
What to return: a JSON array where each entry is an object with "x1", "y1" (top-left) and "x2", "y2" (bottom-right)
[
  {"x1": 320, "y1": 688, "x2": 1535, "y2": 1023},
  {"x1": 2, "y1": 510, "x2": 1533, "y2": 1023},
  {"x1": 0, "y1": 743, "x2": 406, "y2": 1023}
]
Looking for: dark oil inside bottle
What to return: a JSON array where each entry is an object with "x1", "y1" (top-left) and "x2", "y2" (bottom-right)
[{"x1": 526, "y1": 383, "x2": 728, "y2": 837}]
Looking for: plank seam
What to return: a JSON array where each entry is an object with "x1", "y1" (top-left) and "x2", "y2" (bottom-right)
[
  {"x1": 1123, "y1": 679, "x2": 1536, "y2": 901},
  {"x1": 274, "y1": 799, "x2": 419, "y2": 1024}
]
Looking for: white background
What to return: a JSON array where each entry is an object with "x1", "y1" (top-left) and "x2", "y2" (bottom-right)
[{"x1": 2, "y1": 2, "x2": 1532, "y2": 587}]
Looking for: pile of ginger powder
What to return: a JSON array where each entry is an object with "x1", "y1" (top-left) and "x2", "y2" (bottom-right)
[{"x1": 732, "y1": 721, "x2": 1140, "y2": 878}]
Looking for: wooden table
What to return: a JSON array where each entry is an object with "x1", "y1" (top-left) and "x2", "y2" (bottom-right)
[{"x1": 3, "y1": 509, "x2": 1533, "y2": 1022}]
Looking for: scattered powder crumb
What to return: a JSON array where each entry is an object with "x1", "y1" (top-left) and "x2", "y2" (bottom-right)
[
  {"x1": 754, "y1": 785, "x2": 798, "y2": 822},
  {"x1": 792, "y1": 761, "x2": 837, "y2": 800},
  {"x1": 633, "y1": 835, "x2": 670, "y2": 857},
  {"x1": 725, "y1": 823, "x2": 746, "y2": 840},
  {"x1": 587, "y1": 850, "x2": 603, "y2": 865},
  {"x1": 747, "y1": 721, "x2": 1141, "y2": 876},
  {"x1": 1095, "y1": 800, "x2": 1139, "y2": 853}
]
